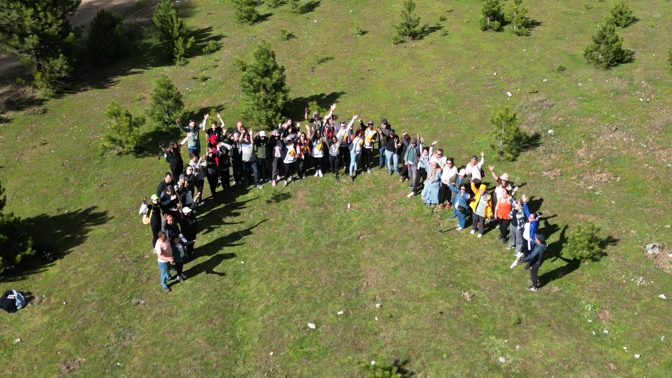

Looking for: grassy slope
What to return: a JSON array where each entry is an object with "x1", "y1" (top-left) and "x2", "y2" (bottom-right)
[{"x1": 1, "y1": 0, "x2": 672, "y2": 376}]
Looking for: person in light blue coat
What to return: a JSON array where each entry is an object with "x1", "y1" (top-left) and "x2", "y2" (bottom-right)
[
  {"x1": 421, "y1": 160, "x2": 442, "y2": 206},
  {"x1": 448, "y1": 182, "x2": 471, "y2": 231}
]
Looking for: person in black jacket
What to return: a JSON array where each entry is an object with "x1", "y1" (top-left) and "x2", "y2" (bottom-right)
[
  {"x1": 156, "y1": 173, "x2": 174, "y2": 198},
  {"x1": 160, "y1": 140, "x2": 184, "y2": 181},
  {"x1": 521, "y1": 234, "x2": 548, "y2": 292},
  {"x1": 160, "y1": 185, "x2": 180, "y2": 219},
  {"x1": 180, "y1": 206, "x2": 198, "y2": 257},
  {"x1": 204, "y1": 150, "x2": 219, "y2": 200},
  {"x1": 148, "y1": 194, "x2": 163, "y2": 248},
  {"x1": 1, "y1": 290, "x2": 18, "y2": 313}
]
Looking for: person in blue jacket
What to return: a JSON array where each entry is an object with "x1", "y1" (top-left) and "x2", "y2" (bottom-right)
[{"x1": 448, "y1": 183, "x2": 471, "y2": 231}]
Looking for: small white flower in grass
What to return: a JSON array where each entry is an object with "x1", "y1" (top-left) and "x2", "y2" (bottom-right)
[
  {"x1": 603, "y1": 330, "x2": 609, "y2": 334},
  {"x1": 375, "y1": 317, "x2": 378, "y2": 320},
  {"x1": 634, "y1": 354, "x2": 641, "y2": 359},
  {"x1": 270, "y1": 352, "x2": 273, "y2": 356},
  {"x1": 241, "y1": 261, "x2": 245, "y2": 264},
  {"x1": 371, "y1": 361, "x2": 376, "y2": 365},
  {"x1": 337, "y1": 311, "x2": 344, "y2": 315},
  {"x1": 543, "y1": 79, "x2": 548, "y2": 82},
  {"x1": 14, "y1": 338, "x2": 20, "y2": 343},
  {"x1": 375, "y1": 303, "x2": 381, "y2": 308},
  {"x1": 499, "y1": 357, "x2": 506, "y2": 363},
  {"x1": 506, "y1": 92, "x2": 512, "y2": 97}
]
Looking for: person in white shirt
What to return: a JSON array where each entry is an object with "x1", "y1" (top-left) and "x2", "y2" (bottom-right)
[{"x1": 465, "y1": 151, "x2": 485, "y2": 183}]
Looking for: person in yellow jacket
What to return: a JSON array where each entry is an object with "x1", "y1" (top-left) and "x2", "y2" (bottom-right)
[{"x1": 469, "y1": 181, "x2": 493, "y2": 238}]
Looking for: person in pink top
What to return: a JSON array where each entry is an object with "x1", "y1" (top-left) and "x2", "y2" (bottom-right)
[{"x1": 154, "y1": 231, "x2": 174, "y2": 292}]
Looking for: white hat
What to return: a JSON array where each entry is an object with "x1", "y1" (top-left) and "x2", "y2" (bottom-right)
[
  {"x1": 458, "y1": 168, "x2": 467, "y2": 176},
  {"x1": 259, "y1": 131, "x2": 266, "y2": 137},
  {"x1": 182, "y1": 207, "x2": 192, "y2": 215}
]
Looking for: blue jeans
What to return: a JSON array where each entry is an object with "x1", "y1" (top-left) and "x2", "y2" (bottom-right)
[
  {"x1": 158, "y1": 261, "x2": 171, "y2": 288},
  {"x1": 244, "y1": 160, "x2": 260, "y2": 185},
  {"x1": 385, "y1": 150, "x2": 399, "y2": 174},
  {"x1": 378, "y1": 146, "x2": 386, "y2": 167},
  {"x1": 454, "y1": 207, "x2": 467, "y2": 229},
  {"x1": 349, "y1": 151, "x2": 360, "y2": 176}
]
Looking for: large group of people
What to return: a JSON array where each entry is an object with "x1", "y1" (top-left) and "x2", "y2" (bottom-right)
[{"x1": 143, "y1": 104, "x2": 548, "y2": 293}]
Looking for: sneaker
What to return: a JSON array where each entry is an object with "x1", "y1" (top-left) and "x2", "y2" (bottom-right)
[
  {"x1": 456, "y1": 227, "x2": 463, "y2": 231},
  {"x1": 177, "y1": 276, "x2": 184, "y2": 282},
  {"x1": 284, "y1": 180, "x2": 288, "y2": 187},
  {"x1": 516, "y1": 252, "x2": 524, "y2": 258},
  {"x1": 449, "y1": 214, "x2": 457, "y2": 218},
  {"x1": 407, "y1": 184, "x2": 413, "y2": 189},
  {"x1": 257, "y1": 184, "x2": 263, "y2": 189},
  {"x1": 438, "y1": 204, "x2": 444, "y2": 210},
  {"x1": 477, "y1": 234, "x2": 482, "y2": 238},
  {"x1": 526, "y1": 286, "x2": 538, "y2": 292},
  {"x1": 272, "y1": 180, "x2": 276, "y2": 186},
  {"x1": 162, "y1": 286, "x2": 171, "y2": 292},
  {"x1": 506, "y1": 245, "x2": 512, "y2": 250},
  {"x1": 445, "y1": 204, "x2": 451, "y2": 210},
  {"x1": 318, "y1": 170, "x2": 323, "y2": 177},
  {"x1": 501, "y1": 239, "x2": 507, "y2": 245},
  {"x1": 350, "y1": 176, "x2": 355, "y2": 182},
  {"x1": 367, "y1": 169, "x2": 371, "y2": 174},
  {"x1": 407, "y1": 192, "x2": 414, "y2": 198},
  {"x1": 470, "y1": 230, "x2": 475, "y2": 235},
  {"x1": 495, "y1": 224, "x2": 500, "y2": 229},
  {"x1": 314, "y1": 171, "x2": 319, "y2": 177},
  {"x1": 180, "y1": 274, "x2": 187, "y2": 280}
]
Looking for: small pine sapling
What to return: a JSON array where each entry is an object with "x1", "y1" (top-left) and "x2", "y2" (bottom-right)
[{"x1": 564, "y1": 223, "x2": 604, "y2": 262}]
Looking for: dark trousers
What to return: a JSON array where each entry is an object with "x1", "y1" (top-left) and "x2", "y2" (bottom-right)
[
  {"x1": 313, "y1": 156, "x2": 324, "y2": 172},
  {"x1": 297, "y1": 157, "x2": 308, "y2": 177},
  {"x1": 329, "y1": 154, "x2": 339, "y2": 175},
  {"x1": 361, "y1": 148, "x2": 373, "y2": 170},
  {"x1": 257, "y1": 157, "x2": 269, "y2": 180},
  {"x1": 151, "y1": 222, "x2": 161, "y2": 248},
  {"x1": 206, "y1": 173, "x2": 218, "y2": 198},
  {"x1": 438, "y1": 183, "x2": 452, "y2": 205},
  {"x1": 530, "y1": 260, "x2": 543, "y2": 288},
  {"x1": 499, "y1": 219, "x2": 511, "y2": 240},
  {"x1": 338, "y1": 147, "x2": 350, "y2": 171},
  {"x1": 232, "y1": 160, "x2": 243, "y2": 183},
  {"x1": 284, "y1": 162, "x2": 296, "y2": 179},
  {"x1": 218, "y1": 168, "x2": 230, "y2": 189},
  {"x1": 472, "y1": 213, "x2": 485, "y2": 235}
]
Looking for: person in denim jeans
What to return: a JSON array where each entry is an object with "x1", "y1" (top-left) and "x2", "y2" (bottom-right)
[
  {"x1": 377, "y1": 118, "x2": 392, "y2": 168},
  {"x1": 385, "y1": 131, "x2": 400, "y2": 175},
  {"x1": 154, "y1": 231, "x2": 174, "y2": 292},
  {"x1": 448, "y1": 183, "x2": 471, "y2": 231}
]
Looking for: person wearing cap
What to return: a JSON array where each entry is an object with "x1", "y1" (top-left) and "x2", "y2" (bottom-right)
[
  {"x1": 377, "y1": 118, "x2": 393, "y2": 169},
  {"x1": 448, "y1": 183, "x2": 471, "y2": 230},
  {"x1": 179, "y1": 206, "x2": 197, "y2": 259},
  {"x1": 385, "y1": 129, "x2": 401, "y2": 176},
  {"x1": 465, "y1": 151, "x2": 485, "y2": 184},
  {"x1": 488, "y1": 165, "x2": 518, "y2": 225},
  {"x1": 177, "y1": 114, "x2": 206, "y2": 157},
  {"x1": 520, "y1": 233, "x2": 547, "y2": 291},
  {"x1": 336, "y1": 115, "x2": 357, "y2": 175},
  {"x1": 469, "y1": 181, "x2": 493, "y2": 238}
]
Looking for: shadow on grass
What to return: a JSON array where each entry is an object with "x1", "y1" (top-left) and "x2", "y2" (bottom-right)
[
  {"x1": 291, "y1": 0, "x2": 321, "y2": 14},
  {"x1": 199, "y1": 196, "x2": 258, "y2": 235},
  {"x1": 1, "y1": 207, "x2": 111, "y2": 282},
  {"x1": 286, "y1": 91, "x2": 346, "y2": 121},
  {"x1": 540, "y1": 225, "x2": 619, "y2": 287},
  {"x1": 392, "y1": 359, "x2": 416, "y2": 378},
  {"x1": 185, "y1": 219, "x2": 267, "y2": 278},
  {"x1": 190, "y1": 26, "x2": 226, "y2": 55},
  {"x1": 265, "y1": 191, "x2": 291, "y2": 204},
  {"x1": 0, "y1": 85, "x2": 48, "y2": 124}
]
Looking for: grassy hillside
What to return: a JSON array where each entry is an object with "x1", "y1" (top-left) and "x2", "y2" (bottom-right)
[{"x1": 1, "y1": 0, "x2": 671, "y2": 376}]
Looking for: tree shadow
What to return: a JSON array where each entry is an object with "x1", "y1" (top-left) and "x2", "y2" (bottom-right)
[
  {"x1": 528, "y1": 19, "x2": 543, "y2": 32},
  {"x1": 292, "y1": 0, "x2": 321, "y2": 14},
  {"x1": 0, "y1": 85, "x2": 48, "y2": 123},
  {"x1": 135, "y1": 127, "x2": 183, "y2": 158},
  {"x1": 185, "y1": 220, "x2": 267, "y2": 278},
  {"x1": 1, "y1": 207, "x2": 111, "y2": 282},
  {"x1": 285, "y1": 91, "x2": 346, "y2": 121},
  {"x1": 392, "y1": 359, "x2": 416, "y2": 378},
  {"x1": 189, "y1": 26, "x2": 226, "y2": 57},
  {"x1": 265, "y1": 191, "x2": 292, "y2": 204}
]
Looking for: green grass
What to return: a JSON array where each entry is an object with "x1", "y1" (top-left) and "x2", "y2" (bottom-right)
[{"x1": 1, "y1": 0, "x2": 672, "y2": 376}]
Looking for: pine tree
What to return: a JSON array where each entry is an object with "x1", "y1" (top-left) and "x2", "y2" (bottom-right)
[
  {"x1": 505, "y1": 0, "x2": 530, "y2": 36},
  {"x1": 489, "y1": 107, "x2": 529, "y2": 161},
  {"x1": 564, "y1": 223, "x2": 603, "y2": 262},
  {"x1": 87, "y1": 10, "x2": 128, "y2": 66},
  {"x1": 147, "y1": 75, "x2": 185, "y2": 129},
  {"x1": 240, "y1": 41, "x2": 290, "y2": 129},
  {"x1": 0, "y1": 0, "x2": 82, "y2": 90},
  {"x1": 102, "y1": 102, "x2": 145, "y2": 154},
  {"x1": 153, "y1": 0, "x2": 195, "y2": 64},
  {"x1": 606, "y1": 0, "x2": 635, "y2": 28},
  {"x1": 479, "y1": 0, "x2": 504, "y2": 31},
  {"x1": 234, "y1": 0, "x2": 262, "y2": 24},
  {"x1": 394, "y1": 0, "x2": 428, "y2": 41},
  {"x1": 0, "y1": 180, "x2": 34, "y2": 274},
  {"x1": 583, "y1": 21, "x2": 633, "y2": 69}
]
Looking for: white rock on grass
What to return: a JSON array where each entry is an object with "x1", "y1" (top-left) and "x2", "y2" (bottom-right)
[
  {"x1": 634, "y1": 354, "x2": 641, "y2": 359},
  {"x1": 499, "y1": 357, "x2": 506, "y2": 363},
  {"x1": 659, "y1": 294, "x2": 667, "y2": 300},
  {"x1": 506, "y1": 92, "x2": 512, "y2": 97},
  {"x1": 375, "y1": 303, "x2": 381, "y2": 308},
  {"x1": 307, "y1": 323, "x2": 316, "y2": 329},
  {"x1": 337, "y1": 311, "x2": 344, "y2": 315}
]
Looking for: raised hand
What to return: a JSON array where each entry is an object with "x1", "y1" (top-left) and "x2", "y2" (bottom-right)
[{"x1": 488, "y1": 165, "x2": 494, "y2": 171}]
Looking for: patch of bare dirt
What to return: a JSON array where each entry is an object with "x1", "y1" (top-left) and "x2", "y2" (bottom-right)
[
  {"x1": 58, "y1": 358, "x2": 85, "y2": 376},
  {"x1": 646, "y1": 243, "x2": 672, "y2": 275}
]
